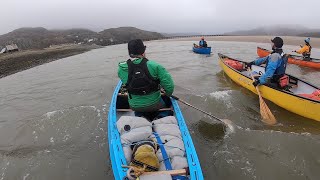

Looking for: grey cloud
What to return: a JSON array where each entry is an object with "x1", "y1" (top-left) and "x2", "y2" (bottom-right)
[{"x1": 1, "y1": 0, "x2": 319, "y2": 35}]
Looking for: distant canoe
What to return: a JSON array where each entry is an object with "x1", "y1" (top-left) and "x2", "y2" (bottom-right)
[
  {"x1": 257, "y1": 46, "x2": 320, "y2": 69},
  {"x1": 193, "y1": 46, "x2": 211, "y2": 54}
]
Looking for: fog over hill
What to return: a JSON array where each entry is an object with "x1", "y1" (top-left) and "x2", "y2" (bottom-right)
[{"x1": 224, "y1": 25, "x2": 320, "y2": 37}]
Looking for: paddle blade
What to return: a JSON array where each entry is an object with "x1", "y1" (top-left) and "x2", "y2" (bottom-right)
[
  {"x1": 221, "y1": 119, "x2": 235, "y2": 133},
  {"x1": 258, "y1": 96, "x2": 277, "y2": 125}
]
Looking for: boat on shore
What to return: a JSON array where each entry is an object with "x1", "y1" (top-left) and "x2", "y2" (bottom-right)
[
  {"x1": 108, "y1": 81, "x2": 204, "y2": 180},
  {"x1": 257, "y1": 46, "x2": 320, "y2": 69},
  {"x1": 218, "y1": 53, "x2": 320, "y2": 122}
]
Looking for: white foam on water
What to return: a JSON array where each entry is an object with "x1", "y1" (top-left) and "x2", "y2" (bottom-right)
[
  {"x1": 45, "y1": 111, "x2": 58, "y2": 119},
  {"x1": 79, "y1": 106, "x2": 96, "y2": 111},
  {"x1": 44, "y1": 106, "x2": 97, "y2": 119},
  {"x1": 209, "y1": 90, "x2": 233, "y2": 108},
  {"x1": 241, "y1": 127, "x2": 313, "y2": 137},
  {"x1": 210, "y1": 90, "x2": 232, "y2": 99},
  {"x1": 62, "y1": 134, "x2": 71, "y2": 142},
  {"x1": 23, "y1": 173, "x2": 30, "y2": 180},
  {"x1": 0, "y1": 161, "x2": 10, "y2": 180}
]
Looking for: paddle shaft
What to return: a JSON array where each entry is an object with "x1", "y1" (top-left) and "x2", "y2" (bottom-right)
[
  {"x1": 170, "y1": 95, "x2": 225, "y2": 123},
  {"x1": 248, "y1": 69, "x2": 263, "y2": 97}
]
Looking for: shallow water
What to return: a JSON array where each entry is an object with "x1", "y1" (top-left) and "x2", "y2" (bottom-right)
[{"x1": 0, "y1": 40, "x2": 320, "y2": 180}]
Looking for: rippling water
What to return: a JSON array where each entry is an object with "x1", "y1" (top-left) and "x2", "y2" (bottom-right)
[{"x1": 0, "y1": 40, "x2": 320, "y2": 180}]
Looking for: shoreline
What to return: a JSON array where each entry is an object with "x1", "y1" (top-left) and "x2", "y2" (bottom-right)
[
  {"x1": 157, "y1": 36, "x2": 320, "y2": 48},
  {"x1": 0, "y1": 44, "x2": 100, "y2": 78},
  {"x1": 1, "y1": 36, "x2": 319, "y2": 79}
]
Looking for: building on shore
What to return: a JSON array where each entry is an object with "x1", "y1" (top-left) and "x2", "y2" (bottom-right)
[{"x1": 0, "y1": 44, "x2": 19, "y2": 53}]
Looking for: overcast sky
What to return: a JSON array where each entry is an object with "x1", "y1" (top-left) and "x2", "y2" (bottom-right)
[{"x1": 1, "y1": 0, "x2": 319, "y2": 35}]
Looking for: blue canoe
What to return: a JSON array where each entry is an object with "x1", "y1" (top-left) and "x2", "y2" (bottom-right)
[
  {"x1": 192, "y1": 46, "x2": 211, "y2": 54},
  {"x1": 108, "y1": 81, "x2": 204, "y2": 180}
]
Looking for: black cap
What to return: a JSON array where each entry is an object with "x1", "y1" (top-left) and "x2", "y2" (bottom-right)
[
  {"x1": 128, "y1": 39, "x2": 146, "y2": 57},
  {"x1": 271, "y1": 37, "x2": 283, "y2": 48}
]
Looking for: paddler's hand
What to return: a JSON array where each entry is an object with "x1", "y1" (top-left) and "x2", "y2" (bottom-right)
[
  {"x1": 245, "y1": 61, "x2": 254, "y2": 69},
  {"x1": 253, "y1": 79, "x2": 260, "y2": 87}
]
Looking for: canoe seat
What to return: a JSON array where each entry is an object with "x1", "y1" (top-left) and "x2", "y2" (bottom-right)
[
  {"x1": 117, "y1": 108, "x2": 173, "y2": 112},
  {"x1": 118, "y1": 93, "x2": 166, "y2": 96}
]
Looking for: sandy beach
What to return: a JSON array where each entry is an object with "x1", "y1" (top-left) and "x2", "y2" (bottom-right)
[{"x1": 159, "y1": 36, "x2": 320, "y2": 48}]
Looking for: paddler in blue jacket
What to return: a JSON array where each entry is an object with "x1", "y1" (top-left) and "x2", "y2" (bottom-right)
[
  {"x1": 246, "y1": 37, "x2": 288, "y2": 87},
  {"x1": 199, "y1": 37, "x2": 208, "y2": 47}
]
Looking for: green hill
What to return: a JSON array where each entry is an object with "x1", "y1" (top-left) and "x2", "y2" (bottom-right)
[{"x1": 0, "y1": 27, "x2": 164, "y2": 50}]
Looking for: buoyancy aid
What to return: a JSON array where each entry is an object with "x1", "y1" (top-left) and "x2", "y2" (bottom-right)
[
  {"x1": 265, "y1": 49, "x2": 288, "y2": 82},
  {"x1": 126, "y1": 58, "x2": 160, "y2": 96},
  {"x1": 199, "y1": 40, "x2": 207, "y2": 47},
  {"x1": 303, "y1": 44, "x2": 312, "y2": 58},
  {"x1": 261, "y1": 49, "x2": 289, "y2": 88}
]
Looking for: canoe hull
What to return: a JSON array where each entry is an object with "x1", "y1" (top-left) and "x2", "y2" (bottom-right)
[
  {"x1": 108, "y1": 81, "x2": 204, "y2": 180},
  {"x1": 193, "y1": 46, "x2": 211, "y2": 54},
  {"x1": 218, "y1": 54, "x2": 320, "y2": 122},
  {"x1": 257, "y1": 47, "x2": 320, "y2": 69}
]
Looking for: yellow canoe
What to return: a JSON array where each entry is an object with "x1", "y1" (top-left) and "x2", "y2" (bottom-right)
[{"x1": 218, "y1": 53, "x2": 320, "y2": 122}]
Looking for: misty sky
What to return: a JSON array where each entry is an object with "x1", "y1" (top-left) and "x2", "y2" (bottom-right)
[{"x1": 1, "y1": 0, "x2": 320, "y2": 35}]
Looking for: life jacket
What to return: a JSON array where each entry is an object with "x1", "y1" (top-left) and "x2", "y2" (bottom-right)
[
  {"x1": 126, "y1": 58, "x2": 160, "y2": 96},
  {"x1": 199, "y1": 40, "x2": 207, "y2": 47},
  {"x1": 303, "y1": 44, "x2": 312, "y2": 58},
  {"x1": 265, "y1": 49, "x2": 289, "y2": 84}
]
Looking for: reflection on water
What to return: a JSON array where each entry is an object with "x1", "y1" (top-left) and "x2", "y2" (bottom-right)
[{"x1": 0, "y1": 40, "x2": 319, "y2": 180}]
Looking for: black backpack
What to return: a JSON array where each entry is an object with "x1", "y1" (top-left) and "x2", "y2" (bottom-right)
[{"x1": 126, "y1": 58, "x2": 160, "y2": 96}]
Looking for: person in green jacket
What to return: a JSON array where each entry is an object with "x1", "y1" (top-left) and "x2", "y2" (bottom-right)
[{"x1": 118, "y1": 39, "x2": 174, "y2": 118}]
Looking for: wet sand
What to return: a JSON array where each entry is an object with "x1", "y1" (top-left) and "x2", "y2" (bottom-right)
[
  {"x1": 0, "y1": 44, "x2": 100, "y2": 78},
  {"x1": 159, "y1": 36, "x2": 320, "y2": 48}
]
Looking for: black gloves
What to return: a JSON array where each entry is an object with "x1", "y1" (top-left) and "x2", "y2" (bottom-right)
[
  {"x1": 253, "y1": 79, "x2": 260, "y2": 87},
  {"x1": 245, "y1": 61, "x2": 254, "y2": 69}
]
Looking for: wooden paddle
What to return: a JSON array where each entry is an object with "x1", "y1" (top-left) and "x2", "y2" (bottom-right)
[
  {"x1": 248, "y1": 68, "x2": 277, "y2": 125},
  {"x1": 170, "y1": 94, "x2": 234, "y2": 132}
]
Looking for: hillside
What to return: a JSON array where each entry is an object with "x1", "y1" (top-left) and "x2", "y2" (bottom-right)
[
  {"x1": 162, "y1": 32, "x2": 201, "y2": 37},
  {"x1": 298, "y1": 32, "x2": 320, "y2": 38},
  {"x1": 0, "y1": 27, "x2": 164, "y2": 50},
  {"x1": 98, "y1": 27, "x2": 163, "y2": 46},
  {"x1": 225, "y1": 25, "x2": 320, "y2": 37}
]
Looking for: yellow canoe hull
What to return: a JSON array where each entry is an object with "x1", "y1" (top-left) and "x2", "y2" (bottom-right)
[{"x1": 219, "y1": 56, "x2": 320, "y2": 122}]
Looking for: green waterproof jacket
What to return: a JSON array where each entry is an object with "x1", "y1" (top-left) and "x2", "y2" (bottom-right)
[{"x1": 118, "y1": 58, "x2": 174, "y2": 109}]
